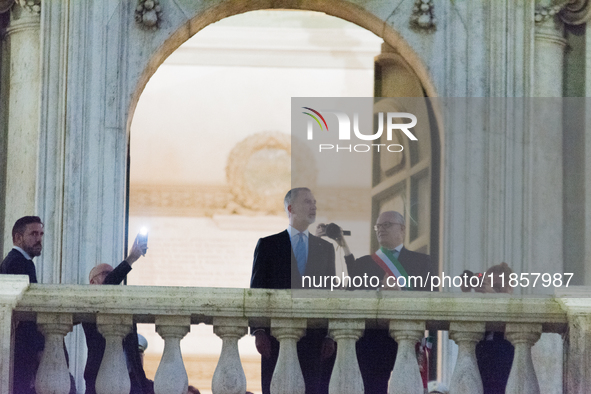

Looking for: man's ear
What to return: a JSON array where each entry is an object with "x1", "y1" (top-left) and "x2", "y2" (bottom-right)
[
  {"x1": 13, "y1": 233, "x2": 23, "y2": 246},
  {"x1": 287, "y1": 204, "x2": 293, "y2": 214}
]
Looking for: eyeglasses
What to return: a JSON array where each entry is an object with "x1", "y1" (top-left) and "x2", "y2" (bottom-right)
[{"x1": 373, "y1": 222, "x2": 402, "y2": 231}]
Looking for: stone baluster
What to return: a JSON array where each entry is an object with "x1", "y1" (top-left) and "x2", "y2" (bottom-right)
[
  {"x1": 270, "y1": 318, "x2": 307, "y2": 394},
  {"x1": 449, "y1": 322, "x2": 485, "y2": 394},
  {"x1": 212, "y1": 317, "x2": 248, "y2": 394},
  {"x1": 328, "y1": 319, "x2": 364, "y2": 394},
  {"x1": 34, "y1": 313, "x2": 73, "y2": 394},
  {"x1": 389, "y1": 320, "x2": 424, "y2": 394},
  {"x1": 96, "y1": 314, "x2": 133, "y2": 394},
  {"x1": 505, "y1": 323, "x2": 542, "y2": 394},
  {"x1": 154, "y1": 316, "x2": 190, "y2": 394}
]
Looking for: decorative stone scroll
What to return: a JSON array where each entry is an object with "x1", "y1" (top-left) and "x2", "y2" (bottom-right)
[
  {"x1": 410, "y1": 0, "x2": 436, "y2": 31},
  {"x1": 135, "y1": 0, "x2": 162, "y2": 30},
  {"x1": 561, "y1": 0, "x2": 591, "y2": 24},
  {"x1": 534, "y1": 0, "x2": 591, "y2": 25}
]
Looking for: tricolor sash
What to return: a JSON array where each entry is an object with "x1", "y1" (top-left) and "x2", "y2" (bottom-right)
[{"x1": 371, "y1": 247, "x2": 412, "y2": 289}]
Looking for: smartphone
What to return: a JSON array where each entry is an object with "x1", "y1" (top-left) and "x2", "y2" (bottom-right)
[{"x1": 138, "y1": 227, "x2": 149, "y2": 255}]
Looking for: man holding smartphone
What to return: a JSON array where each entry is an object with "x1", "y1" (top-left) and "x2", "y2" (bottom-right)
[{"x1": 84, "y1": 233, "x2": 153, "y2": 394}]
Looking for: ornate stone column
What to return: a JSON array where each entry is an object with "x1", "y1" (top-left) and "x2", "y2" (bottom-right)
[
  {"x1": 505, "y1": 323, "x2": 542, "y2": 394},
  {"x1": 35, "y1": 313, "x2": 73, "y2": 394},
  {"x1": 2, "y1": 0, "x2": 41, "y2": 254},
  {"x1": 0, "y1": 276, "x2": 29, "y2": 394},
  {"x1": 449, "y1": 322, "x2": 485, "y2": 394},
  {"x1": 389, "y1": 320, "x2": 424, "y2": 394},
  {"x1": 328, "y1": 319, "x2": 364, "y2": 394},
  {"x1": 212, "y1": 317, "x2": 247, "y2": 394},
  {"x1": 154, "y1": 316, "x2": 190, "y2": 394},
  {"x1": 270, "y1": 318, "x2": 306, "y2": 394}
]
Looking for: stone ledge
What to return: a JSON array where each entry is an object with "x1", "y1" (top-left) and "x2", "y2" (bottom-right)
[{"x1": 12, "y1": 283, "x2": 569, "y2": 333}]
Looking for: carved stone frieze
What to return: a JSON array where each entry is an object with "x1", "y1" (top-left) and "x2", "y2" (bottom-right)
[
  {"x1": 410, "y1": 0, "x2": 436, "y2": 31},
  {"x1": 135, "y1": 0, "x2": 162, "y2": 30},
  {"x1": 15, "y1": 0, "x2": 40, "y2": 14}
]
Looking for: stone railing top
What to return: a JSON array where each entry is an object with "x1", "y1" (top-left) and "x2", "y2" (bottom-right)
[
  {"x1": 0, "y1": 275, "x2": 30, "y2": 307},
  {"x1": 9, "y1": 281, "x2": 574, "y2": 333}
]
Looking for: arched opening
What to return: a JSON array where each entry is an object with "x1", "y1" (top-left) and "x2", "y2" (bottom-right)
[{"x1": 126, "y1": 6, "x2": 441, "y2": 393}]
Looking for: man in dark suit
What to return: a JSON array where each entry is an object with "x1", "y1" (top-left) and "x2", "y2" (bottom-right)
[
  {"x1": 1, "y1": 216, "x2": 46, "y2": 394},
  {"x1": 83, "y1": 235, "x2": 154, "y2": 394},
  {"x1": 320, "y1": 210, "x2": 433, "y2": 394},
  {"x1": 250, "y1": 187, "x2": 336, "y2": 394}
]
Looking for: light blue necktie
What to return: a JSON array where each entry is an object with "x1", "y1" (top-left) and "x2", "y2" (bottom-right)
[
  {"x1": 294, "y1": 232, "x2": 307, "y2": 275},
  {"x1": 393, "y1": 249, "x2": 400, "y2": 260}
]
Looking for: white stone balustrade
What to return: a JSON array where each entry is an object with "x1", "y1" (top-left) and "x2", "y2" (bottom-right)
[
  {"x1": 328, "y1": 319, "x2": 365, "y2": 394},
  {"x1": 0, "y1": 276, "x2": 29, "y2": 394},
  {"x1": 389, "y1": 320, "x2": 425, "y2": 394},
  {"x1": 154, "y1": 316, "x2": 191, "y2": 394},
  {"x1": 96, "y1": 314, "x2": 133, "y2": 394},
  {"x1": 212, "y1": 317, "x2": 248, "y2": 394},
  {"x1": 270, "y1": 318, "x2": 307, "y2": 394},
  {"x1": 35, "y1": 313, "x2": 73, "y2": 394},
  {"x1": 505, "y1": 323, "x2": 542, "y2": 394},
  {"x1": 5, "y1": 280, "x2": 591, "y2": 394},
  {"x1": 449, "y1": 322, "x2": 485, "y2": 394}
]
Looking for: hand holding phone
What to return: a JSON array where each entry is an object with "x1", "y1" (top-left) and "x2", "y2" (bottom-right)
[{"x1": 137, "y1": 227, "x2": 149, "y2": 256}]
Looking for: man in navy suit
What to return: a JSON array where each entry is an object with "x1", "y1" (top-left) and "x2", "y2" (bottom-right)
[
  {"x1": 320, "y1": 211, "x2": 433, "y2": 394},
  {"x1": 1, "y1": 216, "x2": 46, "y2": 394},
  {"x1": 250, "y1": 188, "x2": 336, "y2": 394}
]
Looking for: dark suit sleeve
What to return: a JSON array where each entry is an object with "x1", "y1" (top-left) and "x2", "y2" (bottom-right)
[
  {"x1": 103, "y1": 261, "x2": 132, "y2": 285},
  {"x1": 250, "y1": 238, "x2": 268, "y2": 289}
]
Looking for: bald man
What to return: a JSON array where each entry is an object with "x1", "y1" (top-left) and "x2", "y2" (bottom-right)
[{"x1": 83, "y1": 236, "x2": 154, "y2": 394}]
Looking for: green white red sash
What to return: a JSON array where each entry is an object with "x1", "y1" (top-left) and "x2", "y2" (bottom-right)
[{"x1": 371, "y1": 247, "x2": 412, "y2": 289}]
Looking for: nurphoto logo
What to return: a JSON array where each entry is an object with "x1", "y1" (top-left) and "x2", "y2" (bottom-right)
[{"x1": 301, "y1": 107, "x2": 418, "y2": 153}]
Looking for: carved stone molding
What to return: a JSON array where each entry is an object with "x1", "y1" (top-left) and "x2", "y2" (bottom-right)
[
  {"x1": 410, "y1": 0, "x2": 436, "y2": 31},
  {"x1": 15, "y1": 0, "x2": 40, "y2": 14},
  {"x1": 135, "y1": 0, "x2": 162, "y2": 30}
]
